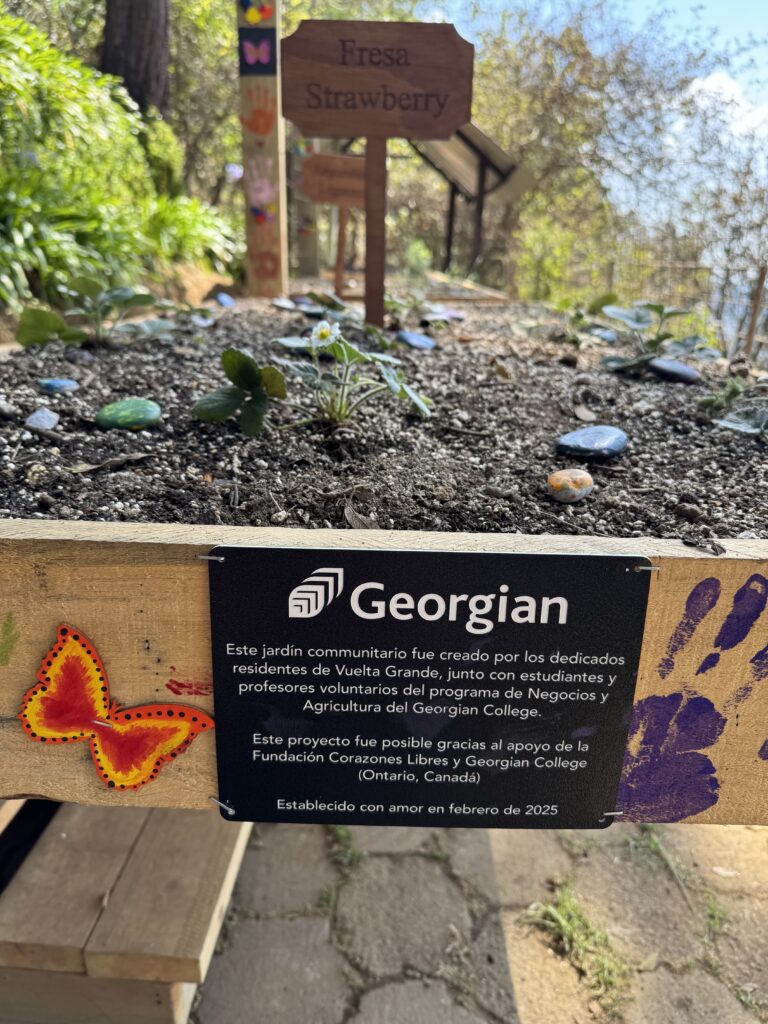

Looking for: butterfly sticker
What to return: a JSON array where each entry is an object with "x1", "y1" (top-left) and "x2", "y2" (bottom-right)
[
  {"x1": 18, "y1": 625, "x2": 214, "y2": 791},
  {"x1": 243, "y1": 39, "x2": 271, "y2": 65}
]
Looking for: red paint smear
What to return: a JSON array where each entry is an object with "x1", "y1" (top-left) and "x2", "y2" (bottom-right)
[
  {"x1": 166, "y1": 679, "x2": 213, "y2": 697},
  {"x1": 99, "y1": 724, "x2": 178, "y2": 774}
]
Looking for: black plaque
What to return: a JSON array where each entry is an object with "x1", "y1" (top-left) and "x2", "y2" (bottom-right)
[{"x1": 209, "y1": 548, "x2": 650, "y2": 828}]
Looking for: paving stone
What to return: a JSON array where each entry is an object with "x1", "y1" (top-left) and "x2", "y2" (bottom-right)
[
  {"x1": 488, "y1": 830, "x2": 572, "y2": 907},
  {"x1": 571, "y1": 836, "x2": 706, "y2": 964},
  {"x1": 234, "y1": 824, "x2": 338, "y2": 915},
  {"x1": 350, "y1": 980, "x2": 487, "y2": 1024},
  {"x1": 444, "y1": 828, "x2": 499, "y2": 902},
  {"x1": 336, "y1": 856, "x2": 471, "y2": 977},
  {"x1": 197, "y1": 917, "x2": 349, "y2": 1024},
  {"x1": 467, "y1": 915, "x2": 520, "y2": 1022},
  {"x1": 348, "y1": 824, "x2": 440, "y2": 854},
  {"x1": 710, "y1": 895, "x2": 768, "y2": 1012},
  {"x1": 622, "y1": 966, "x2": 757, "y2": 1024}
]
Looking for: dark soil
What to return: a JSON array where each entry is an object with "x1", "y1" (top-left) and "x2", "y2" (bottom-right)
[{"x1": 0, "y1": 301, "x2": 764, "y2": 543}]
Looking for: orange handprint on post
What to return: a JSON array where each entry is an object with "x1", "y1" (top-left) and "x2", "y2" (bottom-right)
[{"x1": 241, "y1": 86, "x2": 276, "y2": 136}]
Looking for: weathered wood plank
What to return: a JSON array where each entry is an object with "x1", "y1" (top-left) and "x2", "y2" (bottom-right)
[
  {"x1": 0, "y1": 520, "x2": 766, "y2": 823},
  {"x1": 84, "y1": 811, "x2": 251, "y2": 983},
  {"x1": 0, "y1": 805, "x2": 149, "y2": 972},
  {"x1": 0, "y1": 967, "x2": 195, "y2": 1024},
  {"x1": 0, "y1": 799, "x2": 25, "y2": 836}
]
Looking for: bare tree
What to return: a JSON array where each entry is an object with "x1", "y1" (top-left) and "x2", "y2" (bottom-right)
[{"x1": 101, "y1": 0, "x2": 169, "y2": 113}]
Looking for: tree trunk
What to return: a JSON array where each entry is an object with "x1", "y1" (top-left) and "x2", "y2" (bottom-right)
[{"x1": 101, "y1": 0, "x2": 170, "y2": 113}]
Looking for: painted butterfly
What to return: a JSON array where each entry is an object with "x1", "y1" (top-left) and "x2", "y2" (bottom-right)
[
  {"x1": 18, "y1": 625, "x2": 214, "y2": 791},
  {"x1": 243, "y1": 39, "x2": 271, "y2": 65}
]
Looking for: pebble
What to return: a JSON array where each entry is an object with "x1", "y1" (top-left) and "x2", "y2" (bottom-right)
[
  {"x1": 631, "y1": 400, "x2": 655, "y2": 417},
  {"x1": 95, "y1": 398, "x2": 162, "y2": 431},
  {"x1": 271, "y1": 297, "x2": 296, "y2": 312},
  {"x1": 396, "y1": 330, "x2": 436, "y2": 350},
  {"x1": 547, "y1": 468, "x2": 595, "y2": 503},
  {"x1": 648, "y1": 357, "x2": 702, "y2": 384},
  {"x1": 215, "y1": 292, "x2": 236, "y2": 308},
  {"x1": 556, "y1": 425, "x2": 628, "y2": 459},
  {"x1": 0, "y1": 399, "x2": 19, "y2": 419},
  {"x1": 25, "y1": 408, "x2": 60, "y2": 431},
  {"x1": 38, "y1": 378, "x2": 79, "y2": 394},
  {"x1": 64, "y1": 348, "x2": 95, "y2": 365},
  {"x1": 190, "y1": 314, "x2": 215, "y2": 329}
]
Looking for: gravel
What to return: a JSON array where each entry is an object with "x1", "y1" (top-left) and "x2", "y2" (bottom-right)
[{"x1": 0, "y1": 301, "x2": 764, "y2": 543}]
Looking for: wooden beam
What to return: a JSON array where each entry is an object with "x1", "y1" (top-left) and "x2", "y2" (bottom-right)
[
  {"x1": 469, "y1": 158, "x2": 487, "y2": 271},
  {"x1": 0, "y1": 521, "x2": 767, "y2": 824},
  {"x1": 335, "y1": 205, "x2": 349, "y2": 298},
  {"x1": 443, "y1": 183, "x2": 458, "y2": 273},
  {"x1": 364, "y1": 137, "x2": 387, "y2": 326}
]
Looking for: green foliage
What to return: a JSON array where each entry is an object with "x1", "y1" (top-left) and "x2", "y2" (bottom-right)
[
  {"x1": 699, "y1": 377, "x2": 746, "y2": 413},
  {"x1": 140, "y1": 196, "x2": 244, "y2": 273},
  {"x1": 601, "y1": 301, "x2": 693, "y2": 371},
  {"x1": 0, "y1": 15, "x2": 153, "y2": 307},
  {"x1": 194, "y1": 349, "x2": 286, "y2": 437},
  {"x1": 277, "y1": 321, "x2": 431, "y2": 424},
  {"x1": 16, "y1": 306, "x2": 87, "y2": 347},
  {"x1": 140, "y1": 111, "x2": 185, "y2": 198}
]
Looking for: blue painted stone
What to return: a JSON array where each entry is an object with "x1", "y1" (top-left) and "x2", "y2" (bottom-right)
[
  {"x1": 271, "y1": 298, "x2": 296, "y2": 311},
  {"x1": 25, "y1": 408, "x2": 60, "y2": 431},
  {"x1": 190, "y1": 314, "x2": 215, "y2": 329},
  {"x1": 648, "y1": 357, "x2": 702, "y2": 384},
  {"x1": 556, "y1": 425, "x2": 628, "y2": 459},
  {"x1": 215, "y1": 292, "x2": 236, "y2": 308},
  {"x1": 586, "y1": 326, "x2": 619, "y2": 344},
  {"x1": 95, "y1": 398, "x2": 162, "y2": 431},
  {"x1": 396, "y1": 330, "x2": 436, "y2": 351},
  {"x1": 38, "y1": 377, "x2": 79, "y2": 394}
]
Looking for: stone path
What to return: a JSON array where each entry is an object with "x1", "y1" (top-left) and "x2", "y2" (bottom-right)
[
  {"x1": 194, "y1": 824, "x2": 518, "y2": 1024},
  {"x1": 194, "y1": 822, "x2": 768, "y2": 1024}
]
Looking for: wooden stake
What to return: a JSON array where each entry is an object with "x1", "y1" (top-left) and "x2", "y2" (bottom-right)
[
  {"x1": 335, "y1": 206, "x2": 348, "y2": 298},
  {"x1": 365, "y1": 137, "x2": 387, "y2": 327},
  {"x1": 237, "y1": 0, "x2": 288, "y2": 297},
  {"x1": 743, "y1": 263, "x2": 767, "y2": 358}
]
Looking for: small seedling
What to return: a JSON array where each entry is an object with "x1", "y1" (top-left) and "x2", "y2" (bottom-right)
[
  {"x1": 601, "y1": 301, "x2": 690, "y2": 371},
  {"x1": 277, "y1": 320, "x2": 431, "y2": 425},
  {"x1": 193, "y1": 348, "x2": 286, "y2": 437},
  {"x1": 16, "y1": 276, "x2": 171, "y2": 347}
]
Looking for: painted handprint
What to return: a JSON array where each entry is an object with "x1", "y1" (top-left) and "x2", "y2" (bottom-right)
[
  {"x1": 246, "y1": 156, "x2": 278, "y2": 223},
  {"x1": 618, "y1": 572, "x2": 768, "y2": 822},
  {"x1": 241, "y1": 86, "x2": 276, "y2": 136}
]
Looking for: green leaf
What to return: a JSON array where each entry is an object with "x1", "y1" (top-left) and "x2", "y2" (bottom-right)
[
  {"x1": 239, "y1": 391, "x2": 269, "y2": 436},
  {"x1": 586, "y1": 292, "x2": 618, "y2": 316},
  {"x1": 221, "y1": 348, "x2": 263, "y2": 390},
  {"x1": 327, "y1": 338, "x2": 367, "y2": 364},
  {"x1": 16, "y1": 307, "x2": 86, "y2": 346},
  {"x1": 68, "y1": 275, "x2": 104, "y2": 300},
  {"x1": 193, "y1": 386, "x2": 244, "y2": 423},
  {"x1": 602, "y1": 305, "x2": 654, "y2": 331},
  {"x1": 307, "y1": 290, "x2": 347, "y2": 311},
  {"x1": 102, "y1": 286, "x2": 137, "y2": 305},
  {"x1": 275, "y1": 335, "x2": 310, "y2": 349},
  {"x1": 402, "y1": 383, "x2": 432, "y2": 418},
  {"x1": 260, "y1": 366, "x2": 286, "y2": 399}
]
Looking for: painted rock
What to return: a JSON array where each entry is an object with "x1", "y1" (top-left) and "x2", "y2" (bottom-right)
[
  {"x1": 396, "y1": 330, "x2": 436, "y2": 350},
  {"x1": 37, "y1": 377, "x2": 79, "y2": 394},
  {"x1": 95, "y1": 398, "x2": 162, "y2": 431},
  {"x1": 190, "y1": 314, "x2": 215, "y2": 329},
  {"x1": 215, "y1": 292, "x2": 236, "y2": 308},
  {"x1": 25, "y1": 408, "x2": 60, "y2": 431},
  {"x1": 556, "y1": 425, "x2": 627, "y2": 459},
  {"x1": 648, "y1": 357, "x2": 702, "y2": 384},
  {"x1": 547, "y1": 468, "x2": 594, "y2": 503},
  {"x1": 65, "y1": 347, "x2": 95, "y2": 365},
  {"x1": 271, "y1": 298, "x2": 296, "y2": 312}
]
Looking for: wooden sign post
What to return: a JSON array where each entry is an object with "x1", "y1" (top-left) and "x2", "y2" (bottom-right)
[
  {"x1": 301, "y1": 153, "x2": 366, "y2": 296},
  {"x1": 282, "y1": 21, "x2": 474, "y2": 325},
  {"x1": 236, "y1": 0, "x2": 288, "y2": 297}
]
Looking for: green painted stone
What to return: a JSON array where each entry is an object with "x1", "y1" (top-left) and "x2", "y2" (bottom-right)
[{"x1": 95, "y1": 398, "x2": 162, "y2": 431}]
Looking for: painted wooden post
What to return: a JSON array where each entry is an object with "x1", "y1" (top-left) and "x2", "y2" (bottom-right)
[
  {"x1": 236, "y1": 0, "x2": 288, "y2": 297},
  {"x1": 281, "y1": 21, "x2": 473, "y2": 325}
]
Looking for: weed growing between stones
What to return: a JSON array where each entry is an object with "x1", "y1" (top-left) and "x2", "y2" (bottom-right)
[
  {"x1": 326, "y1": 824, "x2": 362, "y2": 876},
  {"x1": 525, "y1": 883, "x2": 631, "y2": 1013}
]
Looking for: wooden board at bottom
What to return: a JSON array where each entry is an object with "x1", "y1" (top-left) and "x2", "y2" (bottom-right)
[
  {"x1": 0, "y1": 967, "x2": 195, "y2": 1024},
  {"x1": 0, "y1": 800, "x2": 25, "y2": 837}
]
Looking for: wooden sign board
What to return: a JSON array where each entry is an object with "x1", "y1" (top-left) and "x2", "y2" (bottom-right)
[
  {"x1": 301, "y1": 154, "x2": 366, "y2": 208},
  {"x1": 1, "y1": 521, "x2": 768, "y2": 828},
  {"x1": 281, "y1": 20, "x2": 474, "y2": 325},
  {"x1": 281, "y1": 21, "x2": 473, "y2": 140}
]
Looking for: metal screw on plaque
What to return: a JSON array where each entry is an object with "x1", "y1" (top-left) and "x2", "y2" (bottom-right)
[
  {"x1": 197, "y1": 554, "x2": 226, "y2": 562},
  {"x1": 628, "y1": 565, "x2": 660, "y2": 573},
  {"x1": 209, "y1": 796, "x2": 236, "y2": 817},
  {"x1": 598, "y1": 810, "x2": 624, "y2": 823}
]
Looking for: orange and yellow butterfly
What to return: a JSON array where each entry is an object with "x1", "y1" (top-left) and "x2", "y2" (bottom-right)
[{"x1": 18, "y1": 625, "x2": 214, "y2": 791}]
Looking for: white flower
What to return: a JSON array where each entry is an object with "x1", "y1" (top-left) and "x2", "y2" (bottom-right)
[{"x1": 311, "y1": 320, "x2": 341, "y2": 344}]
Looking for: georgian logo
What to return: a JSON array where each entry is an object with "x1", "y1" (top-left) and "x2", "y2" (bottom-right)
[{"x1": 288, "y1": 568, "x2": 345, "y2": 618}]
